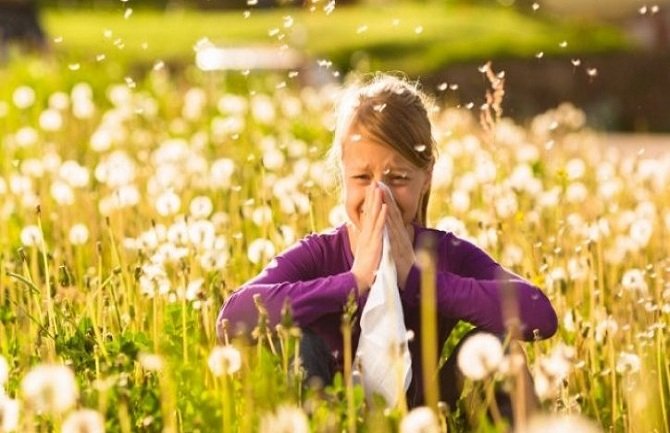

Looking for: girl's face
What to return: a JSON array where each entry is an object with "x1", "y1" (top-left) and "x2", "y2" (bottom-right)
[{"x1": 341, "y1": 130, "x2": 431, "y2": 230}]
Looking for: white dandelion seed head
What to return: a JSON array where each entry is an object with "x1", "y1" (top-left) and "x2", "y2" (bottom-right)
[
  {"x1": 59, "y1": 160, "x2": 90, "y2": 188},
  {"x1": 69, "y1": 223, "x2": 90, "y2": 246},
  {"x1": 38, "y1": 109, "x2": 63, "y2": 132},
  {"x1": 399, "y1": 406, "x2": 440, "y2": 433},
  {"x1": 13, "y1": 85, "x2": 36, "y2": 109},
  {"x1": 20, "y1": 225, "x2": 43, "y2": 247},
  {"x1": 48, "y1": 91, "x2": 70, "y2": 110},
  {"x1": 259, "y1": 405, "x2": 310, "y2": 433},
  {"x1": 50, "y1": 180, "x2": 75, "y2": 205},
  {"x1": 0, "y1": 397, "x2": 20, "y2": 432},
  {"x1": 251, "y1": 94, "x2": 276, "y2": 124},
  {"x1": 450, "y1": 189, "x2": 470, "y2": 214},
  {"x1": 138, "y1": 353, "x2": 164, "y2": 372},
  {"x1": 565, "y1": 182, "x2": 588, "y2": 204},
  {"x1": 217, "y1": 94, "x2": 248, "y2": 116},
  {"x1": 252, "y1": 205, "x2": 273, "y2": 227},
  {"x1": 457, "y1": 333, "x2": 504, "y2": 380},
  {"x1": 155, "y1": 190, "x2": 181, "y2": 217},
  {"x1": 435, "y1": 216, "x2": 469, "y2": 239},
  {"x1": 21, "y1": 364, "x2": 78, "y2": 414},
  {"x1": 185, "y1": 278, "x2": 205, "y2": 301},
  {"x1": 61, "y1": 408, "x2": 105, "y2": 433},
  {"x1": 208, "y1": 345, "x2": 242, "y2": 376},
  {"x1": 247, "y1": 239, "x2": 276, "y2": 265},
  {"x1": 629, "y1": 218, "x2": 653, "y2": 248},
  {"x1": 14, "y1": 126, "x2": 39, "y2": 148},
  {"x1": 615, "y1": 352, "x2": 641, "y2": 375},
  {"x1": 594, "y1": 316, "x2": 618, "y2": 344},
  {"x1": 621, "y1": 268, "x2": 648, "y2": 294},
  {"x1": 210, "y1": 158, "x2": 235, "y2": 189},
  {"x1": 189, "y1": 196, "x2": 213, "y2": 219}
]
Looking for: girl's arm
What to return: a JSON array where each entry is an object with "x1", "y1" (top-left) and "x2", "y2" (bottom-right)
[
  {"x1": 217, "y1": 238, "x2": 360, "y2": 340},
  {"x1": 401, "y1": 234, "x2": 557, "y2": 341}
]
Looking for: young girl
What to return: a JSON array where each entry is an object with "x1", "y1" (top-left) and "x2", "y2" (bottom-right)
[{"x1": 216, "y1": 73, "x2": 557, "y2": 411}]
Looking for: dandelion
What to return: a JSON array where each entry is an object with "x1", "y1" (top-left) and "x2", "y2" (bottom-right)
[
  {"x1": 155, "y1": 191, "x2": 181, "y2": 216},
  {"x1": 61, "y1": 408, "x2": 105, "y2": 433},
  {"x1": 69, "y1": 223, "x2": 90, "y2": 246},
  {"x1": 50, "y1": 181, "x2": 75, "y2": 205},
  {"x1": 259, "y1": 405, "x2": 310, "y2": 433},
  {"x1": 621, "y1": 268, "x2": 648, "y2": 294},
  {"x1": 138, "y1": 353, "x2": 164, "y2": 372},
  {"x1": 629, "y1": 218, "x2": 653, "y2": 248},
  {"x1": 12, "y1": 86, "x2": 36, "y2": 109},
  {"x1": 39, "y1": 109, "x2": 63, "y2": 132},
  {"x1": 208, "y1": 345, "x2": 242, "y2": 376},
  {"x1": 21, "y1": 364, "x2": 78, "y2": 414},
  {"x1": 247, "y1": 239, "x2": 276, "y2": 265},
  {"x1": 399, "y1": 406, "x2": 440, "y2": 433},
  {"x1": 20, "y1": 225, "x2": 43, "y2": 247},
  {"x1": 457, "y1": 332, "x2": 503, "y2": 380},
  {"x1": 189, "y1": 196, "x2": 213, "y2": 219},
  {"x1": 594, "y1": 316, "x2": 618, "y2": 344},
  {"x1": 0, "y1": 397, "x2": 20, "y2": 433},
  {"x1": 252, "y1": 205, "x2": 273, "y2": 227},
  {"x1": 14, "y1": 127, "x2": 39, "y2": 148},
  {"x1": 615, "y1": 352, "x2": 641, "y2": 375}
]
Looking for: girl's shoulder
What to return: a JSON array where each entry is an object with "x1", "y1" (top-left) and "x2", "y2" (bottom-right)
[{"x1": 292, "y1": 224, "x2": 350, "y2": 261}]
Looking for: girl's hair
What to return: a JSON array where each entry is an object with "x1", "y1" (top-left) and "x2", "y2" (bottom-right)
[{"x1": 328, "y1": 73, "x2": 436, "y2": 225}]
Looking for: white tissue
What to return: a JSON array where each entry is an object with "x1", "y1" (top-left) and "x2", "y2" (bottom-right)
[{"x1": 355, "y1": 182, "x2": 412, "y2": 407}]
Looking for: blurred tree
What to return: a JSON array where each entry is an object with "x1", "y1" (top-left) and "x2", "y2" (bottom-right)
[{"x1": 0, "y1": 0, "x2": 47, "y2": 61}]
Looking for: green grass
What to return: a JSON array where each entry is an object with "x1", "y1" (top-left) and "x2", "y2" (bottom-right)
[{"x1": 42, "y1": 3, "x2": 629, "y2": 74}]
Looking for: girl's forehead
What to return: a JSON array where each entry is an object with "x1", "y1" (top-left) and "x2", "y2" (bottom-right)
[{"x1": 341, "y1": 137, "x2": 416, "y2": 171}]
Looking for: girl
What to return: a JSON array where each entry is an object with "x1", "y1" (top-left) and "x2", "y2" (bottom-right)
[{"x1": 216, "y1": 73, "x2": 557, "y2": 411}]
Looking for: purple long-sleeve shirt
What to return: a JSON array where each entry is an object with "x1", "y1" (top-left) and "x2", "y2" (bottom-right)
[{"x1": 217, "y1": 224, "x2": 557, "y2": 395}]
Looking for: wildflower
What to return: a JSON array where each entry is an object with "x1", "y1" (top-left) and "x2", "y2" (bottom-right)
[
  {"x1": 629, "y1": 218, "x2": 653, "y2": 248},
  {"x1": 38, "y1": 109, "x2": 63, "y2": 132},
  {"x1": 189, "y1": 196, "x2": 213, "y2": 219},
  {"x1": 155, "y1": 191, "x2": 181, "y2": 216},
  {"x1": 61, "y1": 408, "x2": 105, "y2": 433},
  {"x1": 210, "y1": 158, "x2": 235, "y2": 189},
  {"x1": 50, "y1": 181, "x2": 75, "y2": 206},
  {"x1": 399, "y1": 406, "x2": 440, "y2": 433},
  {"x1": 262, "y1": 148, "x2": 285, "y2": 171},
  {"x1": 21, "y1": 364, "x2": 78, "y2": 414},
  {"x1": 185, "y1": 278, "x2": 204, "y2": 301},
  {"x1": 250, "y1": 94, "x2": 276, "y2": 124},
  {"x1": 615, "y1": 352, "x2": 641, "y2": 375},
  {"x1": 259, "y1": 405, "x2": 310, "y2": 433},
  {"x1": 0, "y1": 396, "x2": 20, "y2": 432},
  {"x1": 565, "y1": 182, "x2": 588, "y2": 204},
  {"x1": 533, "y1": 344, "x2": 575, "y2": 400},
  {"x1": 14, "y1": 127, "x2": 39, "y2": 148},
  {"x1": 20, "y1": 225, "x2": 43, "y2": 247},
  {"x1": 621, "y1": 269, "x2": 648, "y2": 294},
  {"x1": 208, "y1": 345, "x2": 242, "y2": 376},
  {"x1": 252, "y1": 205, "x2": 273, "y2": 227},
  {"x1": 12, "y1": 86, "x2": 36, "y2": 109},
  {"x1": 68, "y1": 224, "x2": 90, "y2": 246},
  {"x1": 522, "y1": 414, "x2": 603, "y2": 433},
  {"x1": 59, "y1": 161, "x2": 90, "y2": 188},
  {"x1": 247, "y1": 239, "x2": 276, "y2": 265},
  {"x1": 594, "y1": 316, "x2": 618, "y2": 344},
  {"x1": 138, "y1": 353, "x2": 164, "y2": 372},
  {"x1": 457, "y1": 333, "x2": 503, "y2": 380}
]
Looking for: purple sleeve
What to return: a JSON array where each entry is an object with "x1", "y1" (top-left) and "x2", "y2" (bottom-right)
[
  {"x1": 217, "y1": 237, "x2": 359, "y2": 340},
  {"x1": 401, "y1": 233, "x2": 557, "y2": 341}
]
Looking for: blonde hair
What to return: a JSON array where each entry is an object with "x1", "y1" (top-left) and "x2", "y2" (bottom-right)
[{"x1": 328, "y1": 73, "x2": 436, "y2": 225}]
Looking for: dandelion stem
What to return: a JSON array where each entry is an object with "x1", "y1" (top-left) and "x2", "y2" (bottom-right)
[{"x1": 417, "y1": 244, "x2": 439, "y2": 411}]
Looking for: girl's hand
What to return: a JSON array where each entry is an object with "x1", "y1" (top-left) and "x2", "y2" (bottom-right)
[
  {"x1": 379, "y1": 186, "x2": 416, "y2": 290},
  {"x1": 350, "y1": 184, "x2": 387, "y2": 294}
]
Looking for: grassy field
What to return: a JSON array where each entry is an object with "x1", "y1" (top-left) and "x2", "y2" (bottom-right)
[
  {"x1": 41, "y1": 3, "x2": 629, "y2": 74},
  {"x1": 0, "y1": 51, "x2": 668, "y2": 432}
]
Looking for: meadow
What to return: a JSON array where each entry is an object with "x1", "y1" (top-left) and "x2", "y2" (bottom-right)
[{"x1": 0, "y1": 5, "x2": 668, "y2": 431}]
